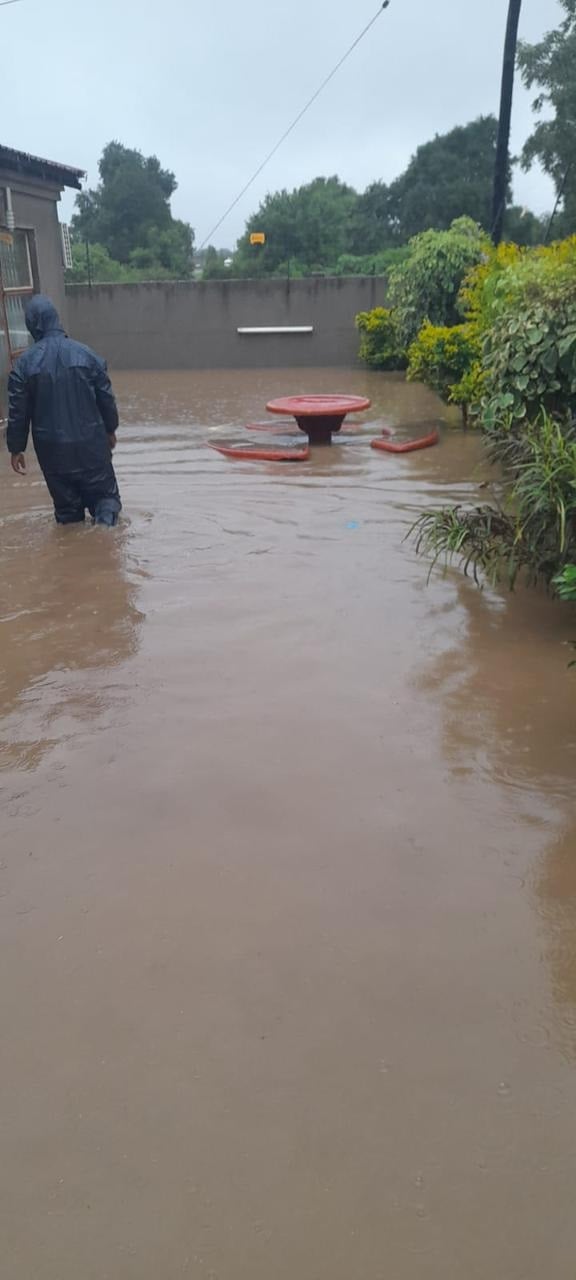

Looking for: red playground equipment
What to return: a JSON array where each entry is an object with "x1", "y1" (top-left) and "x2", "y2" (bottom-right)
[{"x1": 208, "y1": 393, "x2": 440, "y2": 462}]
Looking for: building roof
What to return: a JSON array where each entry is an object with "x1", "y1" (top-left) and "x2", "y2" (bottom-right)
[{"x1": 0, "y1": 144, "x2": 85, "y2": 190}]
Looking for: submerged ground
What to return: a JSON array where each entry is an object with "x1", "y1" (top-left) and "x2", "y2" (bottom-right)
[{"x1": 1, "y1": 368, "x2": 575, "y2": 1279}]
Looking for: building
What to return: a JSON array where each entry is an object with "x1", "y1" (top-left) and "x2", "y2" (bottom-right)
[{"x1": 0, "y1": 144, "x2": 84, "y2": 420}]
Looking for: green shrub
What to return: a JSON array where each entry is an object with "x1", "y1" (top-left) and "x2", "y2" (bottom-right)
[
  {"x1": 387, "y1": 216, "x2": 488, "y2": 348},
  {"x1": 334, "y1": 248, "x2": 410, "y2": 276},
  {"x1": 553, "y1": 565, "x2": 576, "y2": 601},
  {"x1": 413, "y1": 411, "x2": 576, "y2": 590},
  {"x1": 407, "y1": 323, "x2": 482, "y2": 422},
  {"x1": 450, "y1": 363, "x2": 487, "y2": 418},
  {"x1": 411, "y1": 235, "x2": 576, "y2": 625},
  {"x1": 460, "y1": 237, "x2": 576, "y2": 427},
  {"x1": 66, "y1": 241, "x2": 140, "y2": 284},
  {"x1": 552, "y1": 565, "x2": 576, "y2": 668},
  {"x1": 356, "y1": 307, "x2": 407, "y2": 370}
]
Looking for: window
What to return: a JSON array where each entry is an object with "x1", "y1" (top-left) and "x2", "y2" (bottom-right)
[{"x1": 0, "y1": 228, "x2": 36, "y2": 420}]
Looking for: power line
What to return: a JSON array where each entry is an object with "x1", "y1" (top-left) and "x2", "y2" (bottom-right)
[
  {"x1": 0, "y1": 2, "x2": 24, "y2": 8},
  {"x1": 199, "y1": 1, "x2": 391, "y2": 249}
]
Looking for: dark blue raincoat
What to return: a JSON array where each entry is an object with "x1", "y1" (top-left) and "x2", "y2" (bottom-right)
[{"x1": 7, "y1": 295, "x2": 121, "y2": 525}]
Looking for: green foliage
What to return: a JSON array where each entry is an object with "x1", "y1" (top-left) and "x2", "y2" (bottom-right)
[
  {"x1": 413, "y1": 505, "x2": 520, "y2": 587},
  {"x1": 407, "y1": 323, "x2": 482, "y2": 420},
  {"x1": 333, "y1": 248, "x2": 409, "y2": 276},
  {"x1": 458, "y1": 241, "x2": 523, "y2": 331},
  {"x1": 408, "y1": 226, "x2": 576, "y2": 611},
  {"x1": 519, "y1": 1, "x2": 576, "y2": 235},
  {"x1": 387, "y1": 117, "x2": 506, "y2": 239},
  {"x1": 349, "y1": 119, "x2": 514, "y2": 246},
  {"x1": 510, "y1": 413, "x2": 576, "y2": 563},
  {"x1": 464, "y1": 238, "x2": 576, "y2": 428},
  {"x1": 275, "y1": 260, "x2": 330, "y2": 278},
  {"x1": 201, "y1": 246, "x2": 233, "y2": 280},
  {"x1": 450, "y1": 362, "x2": 487, "y2": 417},
  {"x1": 129, "y1": 222, "x2": 194, "y2": 279},
  {"x1": 553, "y1": 565, "x2": 576, "y2": 601},
  {"x1": 233, "y1": 177, "x2": 357, "y2": 276},
  {"x1": 355, "y1": 308, "x2": 407, "y2": 371},
  {"x1": 67, "y1": 226, "x2": 194, "y2": 284},
  {"x1": 231, "y1": 117, "x2": 542, "y2": 276},
  {"x1": 65, "y1": 241, "x2": 139, "y2": 284},
  {"x1": 348, "y1": 181, "x2": 396, "y2": 253},
  {"x1": 72, "y1": 141, "x2": 194, "y2": 274},
  {"x1": 413, "y1": 412, "x2": 576, "y2": 590},
  {"x1": 388, "y1": 217, "x2": 489, "y2": 347},
  {"x1": 503, "y1": 205, "x2": 546, "y2": 246}
]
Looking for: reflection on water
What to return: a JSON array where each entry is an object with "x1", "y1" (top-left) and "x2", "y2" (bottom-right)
[
  {"x1": 1, "y1": 369, "x2": 576, "y2": 1280},
  {"x1": 417, "y1": 578, "x2": 575, "y2": 801},
  {"x1": 538, "y1": 827, "x2": 576, "y2": 1060},
  {"x1": 0, "y1": 481, "x2": 144, "y2": 773},
  {"x1": 418, "y1": 574, "x2": 576, "y2": 1062}
]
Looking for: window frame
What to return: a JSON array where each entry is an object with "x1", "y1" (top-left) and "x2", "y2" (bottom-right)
[
  {"x1": 0, "y1": 227, "x2": 38, "y2": 359},
  {"x1": 0, "y1": 227, "x2": 38, "y2": 418}
]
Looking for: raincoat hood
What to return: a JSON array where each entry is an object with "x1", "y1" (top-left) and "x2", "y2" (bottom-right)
[{"x1": 25, "y1": 295, "x2": 65, "y2": 342}]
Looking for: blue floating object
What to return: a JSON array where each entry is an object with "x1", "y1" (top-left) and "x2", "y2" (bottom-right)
[{"x1": 346, "y1": 521, "x2": 360, "y2": 530}]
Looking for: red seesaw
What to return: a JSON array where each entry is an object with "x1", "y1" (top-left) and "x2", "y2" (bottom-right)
[
  {"x1": 209, "y1": 442, "x2": 310, "y2": 462},
  {"x1": 371, "y1": 429, "x2": 440, "y2": 454}
]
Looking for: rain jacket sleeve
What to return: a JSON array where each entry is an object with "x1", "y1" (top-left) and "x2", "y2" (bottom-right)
[
  {"x1": 93, "y1": 359, "x2": 119, "y2": 435},
  {"x1": 6, "y1": 361, "x2": 31, "y2": 455}
]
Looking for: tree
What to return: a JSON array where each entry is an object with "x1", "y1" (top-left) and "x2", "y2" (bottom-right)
[
  {"x1": 231, "y1": 121, "x2": 544, "y2": 277},
  {"x1": 129, "y1": 222, "x2": 194, "y2": 279},
  {"x1": 519, "y1": 0, "x2": 576, "y2": 235},
  {"x1": 503, "y1": 204, "x2": 546, "y2": 245},
  {"x1": 233, "y1": 177, "x2": 358, "y2": 276},
  {"x1": 386, "y1": 117, "x2": 508, "y2": 239},
  {"x1": 201, "y1": 246, "x2": 233, "y2": 280},
  {"x1": 66, "y1": 241, "x2": 140, "y2": 284},
  {"x1": 388, "y1": 217, "x2": 488, "y2": 347},
  {"x1": 492, "y1": 0, "x2": 523, "y2": 245},
  {"x1": 348, "y1": 181, "x2": 396, "y2": 253},
  {"x1": 72, "y1": 141, "x2": 194, "y2": 272}
]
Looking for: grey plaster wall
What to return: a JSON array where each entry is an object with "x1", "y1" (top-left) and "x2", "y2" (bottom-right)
[
  {"x1": 65, "y1": 276, "x2": 388, "y2": 369},
  {"x1": 8, "y1": 177, "x2": 67, "y2": 317}
]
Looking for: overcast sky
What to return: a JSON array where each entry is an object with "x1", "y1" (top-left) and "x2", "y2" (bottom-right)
[{"x1": 2, "y1": 0, "x2": 563, "y2": 247}]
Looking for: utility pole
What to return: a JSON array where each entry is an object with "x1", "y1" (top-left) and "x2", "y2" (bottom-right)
[{"x1": 492, "y1": 0, "x2": 523, "y2": 246}]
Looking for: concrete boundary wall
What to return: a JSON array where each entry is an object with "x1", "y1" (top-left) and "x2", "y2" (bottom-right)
[{"x1": 65, "y1": 277, "x2": 388, "y2": 370}]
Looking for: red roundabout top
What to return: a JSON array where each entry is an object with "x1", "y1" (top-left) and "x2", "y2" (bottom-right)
[{"x1": 266, "y1": 394, "x2": 371, "y2": 417}]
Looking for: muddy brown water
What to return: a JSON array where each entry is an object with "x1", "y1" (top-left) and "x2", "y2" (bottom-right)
[{"x1": 1, "y1": 368, "x2": 576, "y2": 1279}]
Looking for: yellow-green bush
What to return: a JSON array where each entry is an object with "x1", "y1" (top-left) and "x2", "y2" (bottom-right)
[
  {"x1": 355, "y1": 307, "x2": 406, "y2": 371},
  {"x1": 461, "y1": 237, "x2": 576, "y2": 427},
  {"x1": 407, "y1": 323, "x2": 482, "y2": 423},
  {"x1": 412, "y1": 238, "x2": 576, "y2": 606}
]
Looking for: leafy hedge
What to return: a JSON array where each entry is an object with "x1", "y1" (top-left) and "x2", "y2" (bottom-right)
[
  {"x1": 407, "y1": 323, "x2": 482, "y2": 424},
  {"x1": 356, "y1": 308, "x2": 407, "y2": 371},
  {"x1": 356, "y1": 229, "x2": 576, "y2": 612},
  {"x1": 387, "y1": 217, "x2": 488, "y2": 347},
  {"x1": 414, "y1": 412, "x2": 576, "y2": 591},
  {"x1": 554, "y1": 565, "x2": 576, "y2": 601},
  {"x1": 405, "y1": 238, "x2": 576, "y2": 430},
  {"x1": 356, "y1": 217, "x2": 488, "y2": 408},
  {"x1": 476, "y1": 241, "x2": 576, "y2": 427},
  {"x1": 411, "y1": 241, "x2": 576, "y2": 609}
]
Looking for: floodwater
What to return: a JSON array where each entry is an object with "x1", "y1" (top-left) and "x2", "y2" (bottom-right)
[{"x1": 1, "y1": 367, "x2": 575, "y2": 1280}]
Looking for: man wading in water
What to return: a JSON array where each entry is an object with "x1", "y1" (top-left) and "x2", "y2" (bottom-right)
[{"x1": 7, "y1": 295, "x2": 121, "y2": 527}]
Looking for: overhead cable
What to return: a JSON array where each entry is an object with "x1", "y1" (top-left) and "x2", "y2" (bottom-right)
[{"x1": 199, "y1": 2, "x2": 391, "y2": 249}]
